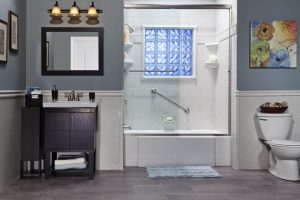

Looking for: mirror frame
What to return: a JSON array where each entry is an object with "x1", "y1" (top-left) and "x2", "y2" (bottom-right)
[{"x1": 41, "y1": 27, "x2": 104, "y2": 76}]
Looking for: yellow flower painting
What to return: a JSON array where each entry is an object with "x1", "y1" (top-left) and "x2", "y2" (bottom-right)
[{"x1": 250, "y1": 20, "x2": 297, "y2": 68}]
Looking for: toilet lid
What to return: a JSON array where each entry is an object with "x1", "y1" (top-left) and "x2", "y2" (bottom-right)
[{"x1": 269, "y1": 140, "x2": 300, "y2": 147}]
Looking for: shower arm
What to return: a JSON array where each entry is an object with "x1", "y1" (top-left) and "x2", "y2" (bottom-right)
[{"x1": 151, "y1": 89, "x2": 190, "y2": 114}]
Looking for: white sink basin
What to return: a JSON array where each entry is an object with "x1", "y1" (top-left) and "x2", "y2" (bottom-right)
[{"x1": 43, "y1": 101, "x2": 97, "y2": 108}]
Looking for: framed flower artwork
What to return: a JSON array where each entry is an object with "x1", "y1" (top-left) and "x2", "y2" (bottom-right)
[
  {"x1": 250, "y1": 20, "x2": 297, "y2": 68},
  {"x1": 0, "y1": 20, "x2": 8, "y2": 63}
]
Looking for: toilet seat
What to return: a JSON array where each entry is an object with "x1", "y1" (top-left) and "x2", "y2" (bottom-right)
[{"x1": 268, "y1": 140, "x2": 300, "y2": 147}]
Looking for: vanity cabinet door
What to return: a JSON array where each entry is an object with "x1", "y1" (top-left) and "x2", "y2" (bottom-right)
[
  {"x1": 70, "y1": 113, "x2": 95, "y2": 132},
  {"x1": 70, "y1": 132, "x2": 94, "y2": 150},
  {"x1": 45, "y1": 131, "x2": 69, "y2": 150},
  {"x1": 45, "y1": 113, "x2": 70, "y2": 150},
  {"x1": 69, "y1": 113, "x2": 95, "y2": 150},
  {"x1": 45, "y1": 113, "x2": 69, "y2": 131}
]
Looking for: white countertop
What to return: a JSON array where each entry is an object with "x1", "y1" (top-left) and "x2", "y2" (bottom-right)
[{"x1": 43, "y1": 101, "x2": 97, "y2": 108}]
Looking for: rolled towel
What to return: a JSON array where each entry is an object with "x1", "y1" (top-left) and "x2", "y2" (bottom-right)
[
  {"x1": 55, "y1": 157, "x2": 86, "y2": 166},
  {"x1": 55, "y1": 162, "x2": 87, "y2": 170}
]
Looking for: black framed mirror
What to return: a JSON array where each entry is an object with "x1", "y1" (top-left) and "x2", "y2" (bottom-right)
[{"x1": 41, "y1": 27, "x2": 104, "y2": 76}]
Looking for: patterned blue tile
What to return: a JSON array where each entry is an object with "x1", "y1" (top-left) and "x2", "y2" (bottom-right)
[
  {"x1": 181, "y1": 54, "x2": 192, "y2": 65},
  {"x1": 157, "y1": 65, "x2": 168, "y2": 76},
  {"x1": 169, "y1": 29, "x2": 180, "y2": 40},
  {"x1": 181, "y1": 41, "x2": 193, "y2": 53},
  {"x1": 144, "y1": 66, "x2": 156, "y2": 76},
  {"x1": 169, "y1": 41, "x2": 180, "y2": 52},
  {"x1": 145, "y1": 29, "x2": 156, "y2": 40},
  {"x1": 144, "y1": 27, "x2": 194, "y2": 77},
  {"x1": 157, "y1": 41, "x2": 167, "y2": 52},
  {"x1": 145, "y1": 41, "x2": 155, "y2": 52},
  {"x1": 182, "y1": 29, "x2": 193, "y2": 40},
  {"x1": 169, "y1": 54, "x2": 180, "y2": 64},
  {"x1": 157, "y1": 29, "x2": 168, "y2": 39},
  {"x1": 168, "y1": 66, "x2": 180, "y2": 76},
  {"x1": 157, "y1": 54, "x2": 167, "y2": 64},
  {"x1": 145, "y1": 54, "x2": 156, "y2": 64},
  {"x1": 180, "y1": 66, "x2": 193, "y2": 76}
]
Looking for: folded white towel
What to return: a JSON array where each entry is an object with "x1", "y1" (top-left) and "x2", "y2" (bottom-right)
[
  {"x1": 54, "y1": 162, "x2": 87, "y2": 170},
  {"x1": 55, "y1": 157, "x2": 86, "y2": 166}
]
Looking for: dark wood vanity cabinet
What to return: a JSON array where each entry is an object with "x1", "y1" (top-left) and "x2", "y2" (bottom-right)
[{"x1": 44, "y1": 107, "x2": 97, "y2": 179}]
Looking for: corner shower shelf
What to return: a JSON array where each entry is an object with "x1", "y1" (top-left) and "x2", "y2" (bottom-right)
[
  {"x1": 124, "y1": 59, "x2": 134, "y2": 68},
  {"x1": 205, "y1": 62, "x2": 219, "y2": 69},
  {"x1": 124, "y1": 43, "x2": 133, "y2": 50},
  {"x1": 205, "y1": 43, "x2": 218, "y2": 47},
  {"x1": 124, "y1": 43, "x2": 134, "y2": 69},
  {"x1": 205, "y1": 42, "x2": 219, "y2": 69}
]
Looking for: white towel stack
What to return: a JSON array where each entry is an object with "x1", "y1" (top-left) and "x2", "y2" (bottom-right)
[{"x1": 54, "y1": 157, "x2": 87, "y2": 170}]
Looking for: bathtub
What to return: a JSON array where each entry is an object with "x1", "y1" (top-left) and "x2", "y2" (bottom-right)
[{"x1": 124, "y1": 129, "x2": 231, "y2": 167}]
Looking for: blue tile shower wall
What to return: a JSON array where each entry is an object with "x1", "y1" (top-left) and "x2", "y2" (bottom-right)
[{"x1": 144, "y1": 28, "x2": 193, "y2": 77}]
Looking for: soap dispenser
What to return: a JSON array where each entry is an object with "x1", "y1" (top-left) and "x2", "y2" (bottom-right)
[{"x1": 52, "y1": 85, "x2": 58, "y2": 102}]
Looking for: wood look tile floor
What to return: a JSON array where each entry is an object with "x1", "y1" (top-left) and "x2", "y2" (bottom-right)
[{"x1": 1, "y1": 167, "x2": 300, "y2": 200}]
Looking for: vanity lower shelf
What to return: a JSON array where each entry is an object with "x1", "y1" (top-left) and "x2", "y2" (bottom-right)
[{"x1": 45, "y1": 150, "x2": 95, "y2": 179}]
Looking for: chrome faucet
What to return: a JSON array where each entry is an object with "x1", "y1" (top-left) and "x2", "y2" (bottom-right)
[
  {"x1": 70, "y1": 91, "x2": 75, "y2": 101},
  {"x1": 64, "y1": 91, "x2": 83, "y2": 101}
]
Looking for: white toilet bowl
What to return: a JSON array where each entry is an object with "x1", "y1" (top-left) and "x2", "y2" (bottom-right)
[
  {"x1": 267, "y1": 140, "x2": 300, "y2": 181},
  {"x1": 255, "y1": 111, "x2": 300, "y2": 181}
]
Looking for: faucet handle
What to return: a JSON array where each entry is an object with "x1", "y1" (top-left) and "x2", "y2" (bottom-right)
[
  {"x1": 75, "y1": 92, "x2": 84, "y2": 101},
  {"x1": 64, "y1": 92, "x2": 72, "y2": 101}
]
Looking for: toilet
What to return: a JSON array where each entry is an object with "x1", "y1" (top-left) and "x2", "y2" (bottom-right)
[{"x1": 256, "y1": 111, "x2": 300, "y2": 181}]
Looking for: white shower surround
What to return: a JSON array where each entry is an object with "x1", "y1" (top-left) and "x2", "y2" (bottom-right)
[
  {"x1": 124, "y1": 2, "x2": 233, "y2": 168},
  {"x1": 125, "y1": 130, "x2": 231, "y2": 167},
  {"x1": 124, "y1": 8, "x2": 230, "y2": 131}
]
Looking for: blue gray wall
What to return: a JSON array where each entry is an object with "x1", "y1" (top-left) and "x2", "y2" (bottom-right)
[
  {"x1": 26, "y1": 0, "x2": 124, "y2": 90},
  {"x1": 0, "y1": 0, "x2": 26, "y2": 90},
  {"x1": 0, "y1": 0, "x2": 26, "y2": 193},
  {"x1": 237, "y1": 0, "x2": 300, "y2": 91}
]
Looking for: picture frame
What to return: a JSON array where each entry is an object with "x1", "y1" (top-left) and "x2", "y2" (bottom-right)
[
  {"x1": 250, "y1": 20, "x2": 297, "y2": 68},
  {"x1": 9, "y1": 11, "x2": 19, "y2": 52},
  {"x1": 0, "y1": 20, "x2": 8, "y2": 63}
]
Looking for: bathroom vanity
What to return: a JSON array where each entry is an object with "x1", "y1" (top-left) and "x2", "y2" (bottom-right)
[{"x1": 43, "y1": 102, "x2": 97, "y2": 179}]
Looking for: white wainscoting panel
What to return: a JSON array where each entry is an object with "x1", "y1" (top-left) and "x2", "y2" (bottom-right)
[{"x1": 0, "y1": 92, "x2": 24, "y2": 193}]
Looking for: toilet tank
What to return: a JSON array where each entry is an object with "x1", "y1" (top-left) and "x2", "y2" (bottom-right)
[{"x1": 256, "y1": 112, "x2": 293, "y2": 141}]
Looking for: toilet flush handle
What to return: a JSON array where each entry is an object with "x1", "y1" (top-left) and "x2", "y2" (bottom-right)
[{"x1": 259, "y1": 118, "x2": 267, "y2": 121}]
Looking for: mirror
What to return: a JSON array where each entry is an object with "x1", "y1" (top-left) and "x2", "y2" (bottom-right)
[{"x1": 41, "y1": 27, "x2": 103, "y2": 76}]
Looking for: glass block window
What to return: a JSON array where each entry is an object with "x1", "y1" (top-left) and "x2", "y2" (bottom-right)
[{"x1": 143, "y1": 26, "x2": 196, "y2": 78}]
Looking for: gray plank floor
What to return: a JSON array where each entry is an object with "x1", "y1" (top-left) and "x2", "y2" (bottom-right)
[{"x1": 1, "y1": 167, "x2": 300, "y2": 200}]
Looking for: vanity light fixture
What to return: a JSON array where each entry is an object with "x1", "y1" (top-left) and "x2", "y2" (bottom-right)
[
  {"x1": 49, "y1": 1, "x2": 63, "y2": 24},
  {"x1": 86, "y1": 2, "x2": 100, "y2": 25},
  {"x1": 68, "y1": 2, "x2": 81, "y2": 24},
  {"x1": 48, "y1": 1, "x2": 103, "y2": 25}
]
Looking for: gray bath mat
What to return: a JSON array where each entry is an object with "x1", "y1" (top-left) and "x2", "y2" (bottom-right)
[{"x1": 146, "y1": 166, "x2": 222, "y2": 178}]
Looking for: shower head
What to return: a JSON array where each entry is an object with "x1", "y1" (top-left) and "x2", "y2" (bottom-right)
[{"x1": 124, "y1": 24, "x2": 135, "y2": 33}]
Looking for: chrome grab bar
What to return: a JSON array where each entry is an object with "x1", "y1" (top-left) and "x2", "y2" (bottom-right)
[{"x1": 151, "y1": 89, "x2": 190, "y2": 114}]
